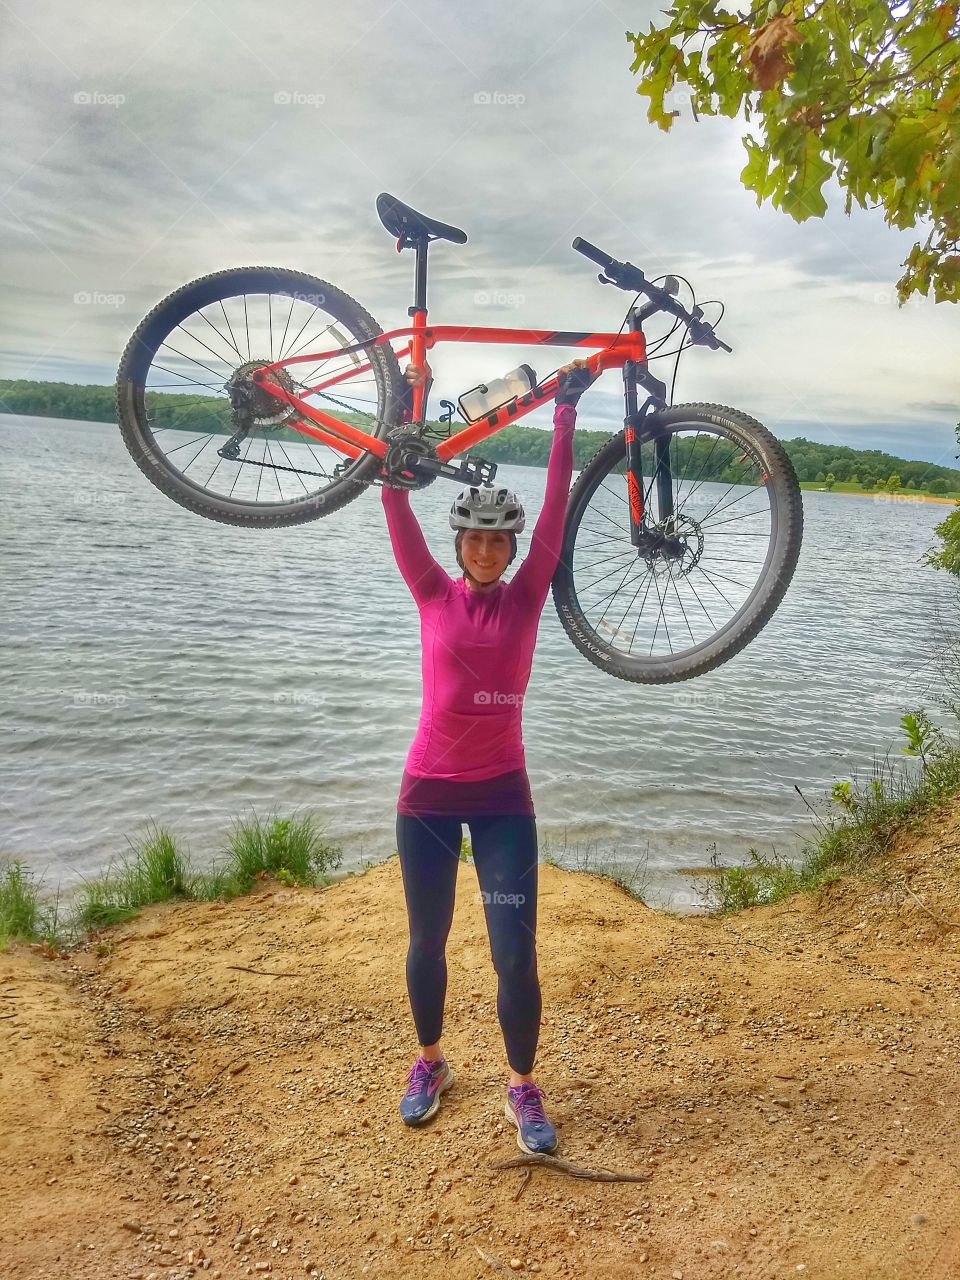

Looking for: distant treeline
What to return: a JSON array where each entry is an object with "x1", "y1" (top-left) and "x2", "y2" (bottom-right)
[{"x1": 2, "y1": 378, "x2": 958, "y2": 490}]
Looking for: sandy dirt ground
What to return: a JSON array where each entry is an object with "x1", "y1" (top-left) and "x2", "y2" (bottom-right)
[{"x1": 2, "y1": 804, "x2": 959, "y2": 1280}]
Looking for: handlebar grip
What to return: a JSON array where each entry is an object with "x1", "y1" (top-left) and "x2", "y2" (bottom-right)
[{"x1": 572, "y1": 237, "x2": 614, "y2": 269}]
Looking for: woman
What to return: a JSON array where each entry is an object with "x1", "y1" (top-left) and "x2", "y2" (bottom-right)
[{"x1": 380, "y1": 357, "x2": 596, "y2": 1155}]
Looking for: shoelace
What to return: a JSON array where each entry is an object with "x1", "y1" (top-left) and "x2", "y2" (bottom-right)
[
  {"x1": 405, "y1": 1057, "x2": 441, "y2": 1093},
  {"x1": 510, "y1": 1083, "x2": 549, "y2": 1124}
]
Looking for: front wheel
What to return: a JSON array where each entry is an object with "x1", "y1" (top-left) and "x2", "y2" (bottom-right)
[
  {"x1": 115, "y1": 267, "x2": 404, "y2": 528},
  {"x1": 551, "y1": 403, "x2": 803, "y2": 682}
]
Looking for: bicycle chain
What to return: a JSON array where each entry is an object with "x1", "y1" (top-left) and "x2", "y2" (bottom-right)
[
  {"x1": 231, "y1": 386, "x2": 432, "y2": 488},
  {"x1": 231, "y1": 454, "x2": 337, "y2": 481}
]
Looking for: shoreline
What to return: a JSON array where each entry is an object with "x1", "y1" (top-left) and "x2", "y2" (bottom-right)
[
  {"x1": 801, "y1": 484, "x2": 958, "y2": 505},
  {"x1": 4, "y1": 409, "x2": 959, "y2": 502}
]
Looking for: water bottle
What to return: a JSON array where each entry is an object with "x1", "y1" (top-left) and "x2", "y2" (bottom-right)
[{"x1": 457, "y1": 364, "x2": 538, "y2": 422}]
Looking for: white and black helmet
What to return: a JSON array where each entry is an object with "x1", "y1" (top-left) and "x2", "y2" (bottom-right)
[{"x1": 448, "y1": 483, "x2": 526, "y2": 533}]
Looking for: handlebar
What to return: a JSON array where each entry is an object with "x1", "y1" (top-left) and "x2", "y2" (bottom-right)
[{"x1": 572, "y1": 236, "x2": 732, "y2": 353}]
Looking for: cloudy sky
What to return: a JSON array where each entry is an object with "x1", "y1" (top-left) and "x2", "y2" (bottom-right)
[{"x1": 2, "y1": 0, "x2": 958, "y2": 464}]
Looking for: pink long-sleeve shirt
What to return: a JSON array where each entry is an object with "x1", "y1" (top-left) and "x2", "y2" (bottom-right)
[{"x1": 382, "y1": 402, "x2": 576, "y2": 795}]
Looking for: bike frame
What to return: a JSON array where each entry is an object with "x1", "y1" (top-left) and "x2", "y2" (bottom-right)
[
  {"x1": 248, "y1": 234, "x2": 673, "y2": 533},
  {"x1": 252, "y1": 316, "x2": 646, "y2": 465}
]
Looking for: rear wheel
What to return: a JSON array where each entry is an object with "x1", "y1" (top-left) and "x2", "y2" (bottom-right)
[
  {"x1": 116, "y1": 267, "x2": 404, "y2": 528},
  {"x1": 551, "y1": 403, "x2": 803, "y2": 682}
]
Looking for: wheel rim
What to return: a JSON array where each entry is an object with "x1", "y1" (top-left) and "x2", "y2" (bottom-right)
[
  {"x1": 563, "y1": 418, "x2": 782, "y2": 667},
  {"x1": 125, "y1": 277, "x2": 394, "y2": 509}
]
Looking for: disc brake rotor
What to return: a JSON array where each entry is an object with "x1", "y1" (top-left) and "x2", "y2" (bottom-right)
[{"x1": 639, "y1": 513, "x2": 704, "y2": 577}]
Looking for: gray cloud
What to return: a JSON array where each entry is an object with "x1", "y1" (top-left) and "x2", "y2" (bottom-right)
[{"x1": 1, "y1": 0, "x2": 958, "y2": 459}]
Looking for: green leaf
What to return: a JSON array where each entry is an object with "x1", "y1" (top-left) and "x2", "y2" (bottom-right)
[
  {"x1": 777, "y1": 132, "x2": 835, "y2": 221},
  {"x1": 740, "y1": 134, "x2": 775, "y2": 201},
  {"x1": 634, "y1": 39, "x2": 684, "y2": 131}
]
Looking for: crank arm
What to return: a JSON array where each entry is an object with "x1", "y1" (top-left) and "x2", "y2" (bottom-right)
[{"x1": 396, "y1": 452, "x2": 498, "y2": 485}]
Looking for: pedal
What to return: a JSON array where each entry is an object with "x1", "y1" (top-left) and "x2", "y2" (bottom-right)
[{"x1": 437, "y1": 454, "x2": 498, "y2": 485}]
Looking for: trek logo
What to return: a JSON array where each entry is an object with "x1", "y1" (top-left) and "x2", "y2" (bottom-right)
[{"x1": 481, "y1": 385, "x2": 551, "y2": 429}]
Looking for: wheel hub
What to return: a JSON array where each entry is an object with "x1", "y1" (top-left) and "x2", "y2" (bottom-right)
[{"x1": 228, "y1": 361, "x2": 300, "y2": 426}]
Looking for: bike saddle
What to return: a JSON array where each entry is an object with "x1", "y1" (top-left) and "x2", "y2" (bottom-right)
[{"x1": 376, "y1": 192, "x2": 468, "y2": 246}]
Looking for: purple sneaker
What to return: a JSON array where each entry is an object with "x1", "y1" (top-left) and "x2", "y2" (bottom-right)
[
  {"x1": 399, "y1": 1055, "x2": 454, "y2": 1126},
  {"x1": 505, "y1": 1081, "x2": 558, "y2": 1154}
]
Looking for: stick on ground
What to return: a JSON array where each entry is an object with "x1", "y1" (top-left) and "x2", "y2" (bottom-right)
[{"x1": 490, "y1": 1153, "x2": 653, "y2": 1182}]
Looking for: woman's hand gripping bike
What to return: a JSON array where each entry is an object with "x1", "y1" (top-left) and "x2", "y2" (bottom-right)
[{"x1": 116, "y1": 192, "x2": 803, "y2": 682}]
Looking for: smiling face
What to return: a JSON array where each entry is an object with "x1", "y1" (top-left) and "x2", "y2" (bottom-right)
[{"x1": 458, "y1": 529, "x2": 512, "y2": 588}]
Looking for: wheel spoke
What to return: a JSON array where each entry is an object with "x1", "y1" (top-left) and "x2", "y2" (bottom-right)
[
  {"x1": 158, "y1": 341, "x2": 228, "y2": 383},
  {"x1": 197, "y1": 310, "x2": 244, "y2": 364}
]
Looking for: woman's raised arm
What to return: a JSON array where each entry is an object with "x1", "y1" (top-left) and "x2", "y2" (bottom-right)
[
  {"x1": 380, "y1": 358, "x2": 450, "y2": 608},
  {"x1": 507, "y1": 401, "x2": 577, "y2": 608},
  {"x1": 381, "y1": 484, "x2": 450, "y2": 608},
  {"x1": 509, "y1": 360, "x2": 596, "y2": 608}
]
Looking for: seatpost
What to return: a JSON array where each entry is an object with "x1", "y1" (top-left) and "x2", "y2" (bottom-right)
[
  {"x1": 408, "y1": 236, "x2": 430, "y2": 422},
  {"x1": 409, "y1": 237, "x2": 428, "y2": 315}
]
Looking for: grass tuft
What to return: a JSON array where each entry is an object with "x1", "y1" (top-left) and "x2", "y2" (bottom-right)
[
  {"x1": 221, "y1": 809, "x2": 342, "y2": 892},
  {"x1": 0, "y1": 810, "x2": 345, "y2": 951},
  {"x1": 0, "y1": 860, "x2": 43, "y2": 948},
  {"x1": 0, "y1": 860, "x2": 72, "y2": 950},
  {"x1": 73, "y1": 823, "x2": 192, "y2": 930}
]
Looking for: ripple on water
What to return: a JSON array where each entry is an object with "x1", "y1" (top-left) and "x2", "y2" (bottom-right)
[{"x1": 1, "y1": 414, "x2": 955, "y2": 908}]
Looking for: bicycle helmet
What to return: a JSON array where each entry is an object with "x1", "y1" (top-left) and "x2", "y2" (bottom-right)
[{"x1": 449, "y1": 483, "x2": 526, "y2": 533}]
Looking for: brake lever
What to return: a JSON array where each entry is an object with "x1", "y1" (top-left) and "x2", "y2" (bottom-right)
[{"x1": 598, "y1": 272, "x2": 617, "y2": 285}]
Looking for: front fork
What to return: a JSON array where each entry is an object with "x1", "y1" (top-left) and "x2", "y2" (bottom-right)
[{"x1": 622, "y1": 342, "x2": 673, "y2": 549}]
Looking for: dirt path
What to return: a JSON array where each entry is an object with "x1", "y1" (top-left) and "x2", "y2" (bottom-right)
[{"x1": 2, "y1": 805, "x2": 959, "y2": 1280}]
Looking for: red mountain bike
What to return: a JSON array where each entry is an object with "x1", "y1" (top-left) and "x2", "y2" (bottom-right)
[{"x1": 116, "y1": 192, "x2": 802, "y2": 682}]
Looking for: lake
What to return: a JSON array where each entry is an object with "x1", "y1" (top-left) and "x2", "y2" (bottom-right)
[{"x1": 2, "y1": 412, "x2": 956, "y2": 911}]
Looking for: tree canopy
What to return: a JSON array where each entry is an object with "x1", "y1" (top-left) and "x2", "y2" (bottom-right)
[
  {"x1": 628, "y1": 1, "x2": 960, "y2": 302},
  {"x1": 3, "y1": 379, "x2": 959, "y2": 491}
]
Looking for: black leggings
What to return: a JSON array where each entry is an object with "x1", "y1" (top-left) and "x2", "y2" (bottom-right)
[{"x1": 396, "y1": 813, "x2": 541, "y2": 1075}]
